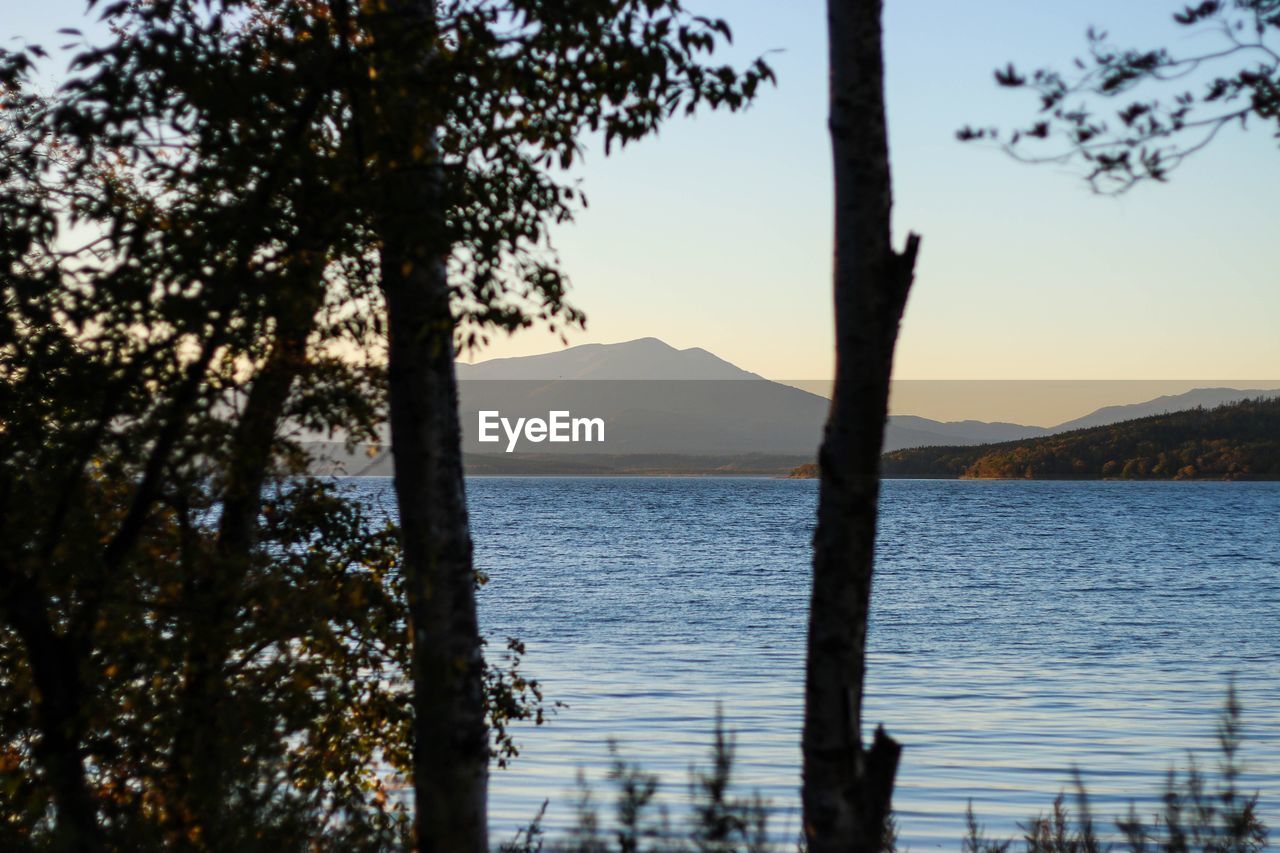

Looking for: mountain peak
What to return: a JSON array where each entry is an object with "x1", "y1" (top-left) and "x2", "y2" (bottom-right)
[
  {"x1": 1052, "y1": 386, "x2": 1279, "y2": 432},
  {"x1": 456, "y1": 338, "x2": 760, "y2": 380}
]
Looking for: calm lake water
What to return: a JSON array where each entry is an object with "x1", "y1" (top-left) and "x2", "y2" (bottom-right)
[{"x1": 343, "y1": 477, "x2": 1280, "y2": 848}]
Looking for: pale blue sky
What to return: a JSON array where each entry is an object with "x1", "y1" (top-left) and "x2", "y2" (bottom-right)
[{"x1": 11, "y1": 1, "x2": 1279, "y2": 380}]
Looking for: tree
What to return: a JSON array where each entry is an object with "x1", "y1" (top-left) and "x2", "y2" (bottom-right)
[
  {"x1": 2, "y1": 1, "x2": 771, "y2": 849},
  {"x1": 960, "y1": 0, "x2": 1280, "y2": 193},
  {"x1": 0, "y1": 6, "x2": 537, "y2": 848},
  {"x1": 344, "y1": 2, "x2": 771, "y2": 847},
  {"x1": 0, "y1": 48, "x2": 415, "y2": 853},
  {"x1": 802, "y1": 0, "x2": 920, "y2": 850}
]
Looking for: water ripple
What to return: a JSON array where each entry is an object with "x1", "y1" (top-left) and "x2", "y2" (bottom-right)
[{"x1": 341, "y1": 477, "x2": 1280, "y2": 848}]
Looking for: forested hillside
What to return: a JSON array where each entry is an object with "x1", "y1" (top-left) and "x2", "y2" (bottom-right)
[{"x1": 881, "y1": 398, "x2": 1280, "y2": 480}]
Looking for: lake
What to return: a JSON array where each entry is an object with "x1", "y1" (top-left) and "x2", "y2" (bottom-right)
[{"x1": 342, "y1": 477, "x2": 1280, "y2": 848}]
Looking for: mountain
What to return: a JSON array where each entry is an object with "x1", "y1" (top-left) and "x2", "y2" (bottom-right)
[
  {"x1": 456, "y1": 337, "x2": 759, "y2": 380},
  {"x1": 878, "y1": 389, "x2": 1280, "y2": 450},
  {"x1": 305, "y1": 339, "x2": 1277, "y2": 474},
  {"x1": 881, "y1": 397, "x2": 1280, "y2": 480},
  {"x1": 455, "y1": 339, "x2": 1053, "y2": 453},
  {"x1": 457, "y1": 338, "x2": 826, "y2": 455},
  {"x1": 309, "y1": 339, "x2": 825, "y2": 472},
  {"x1": 455, "y1": 376, "x2": 827, "y2": 454},
  {"x1": 1049, "y1": 387, "x2": 1280, "y2": 432},
  {"x1": 889, "y1": 415, "x2": 1049, "y2": 447},
  {"x1": 453, "y1": 340, "x2": 1072, "y2": 455}
]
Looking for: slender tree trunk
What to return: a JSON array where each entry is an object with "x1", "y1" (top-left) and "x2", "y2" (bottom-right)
[
  {"x1": 802, "y1": 1, "x2": 919, "y2": 850},
  {"x1": 367, "y1": 3, "x2": 489, "y2": 849},
  {"x1": 380, "y1": 240, "x2": 487, "y2": 853},
  {"x1": 171, "y1": 263, "x2": 323, "y2": 845},
  {"x1": 0, "y1": 573, "x2": 101, "y2": 852}
]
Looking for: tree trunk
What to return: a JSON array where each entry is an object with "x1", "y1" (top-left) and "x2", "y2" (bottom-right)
[
  {"x1": 802, "y1": 1, "x2": 919, "y2": 850},
  {"x1": 172, "y1": 263, "x2": 323, "y2": 845},
  {"x1": 367, "y1": 3, "x2": 489, "y2": 849},
  {"x1": 381, "y1": 244, "x2": 487, "y2": 853},
  {"x1": 0, "y1": 572, "x2": 101, "y2": 852}
]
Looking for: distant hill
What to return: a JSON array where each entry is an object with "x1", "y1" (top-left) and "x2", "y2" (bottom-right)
[
  {"x1": 456, "y1": 337, "x2": 759, "y2": 380},
  {"x1": 888, "y1": 415, "x2": 1049, "y2": 447},
  {"x1": 455, "y1": 377, "x2": 827, "y2": 455},
  {"x1": 881, "y1": 397, "x2": 1280, "y2": 480},
  {"x1": 304, "y1": 339, "x2": 1278, "y2": 474},
  {"x1": 452, "y1": 338, "x2": 1050, "y2": 455},
  {"x1": 1049, "y1": 387, "x2": 1279, "y2": 432}
]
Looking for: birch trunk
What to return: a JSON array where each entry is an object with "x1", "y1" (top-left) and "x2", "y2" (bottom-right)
[
  {"x1": 802, "y1": 0, "x2": 920, "y2": 849},
  {"x1": 368, "y1": 2, "x2": 488, "y2": 848},
  {"x1": 380, "y1": 228, "x2": 488, "y2": 853}
]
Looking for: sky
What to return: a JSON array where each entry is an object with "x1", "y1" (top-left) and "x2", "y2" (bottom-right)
[{"x1": 9, "y1": 1, "x2": 1280, "y2": 383}]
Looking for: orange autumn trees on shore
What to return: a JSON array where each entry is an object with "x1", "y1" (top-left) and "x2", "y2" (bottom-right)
[{"x1": 882, "y1": 398, "x2": 1280, "y2": 481}]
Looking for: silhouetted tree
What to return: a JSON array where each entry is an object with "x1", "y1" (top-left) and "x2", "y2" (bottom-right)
[
  {"x1": 960, "y1": 1, "x2": 1280, "y2": 192},
  {"x1": 1, "y1": 0, "x2": 771, "y2": 849},
  {"x1": 0, "y1": 23, "x2": 418, "y2": 847},
  {"x1": 803, "y1": 0, "x2": 920, "y2": 850},
  {"x1": 351, "y1": 1, "x2": 771, "y2": 847}
]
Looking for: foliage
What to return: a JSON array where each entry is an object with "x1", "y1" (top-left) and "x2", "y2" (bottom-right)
[
  {"x1": 2, "y1": 0, "x2": 772, "y2": 845},
  {"x1": 502, "y1": 713, "x2": 770, "y2": 853},
  {"x1": 2, "y1": 46, "x2": 408, "y2": 845},
  {"x1": 687, "y1": 710, "x2": 769, "y2": 853},
  {"x1": 499, "y1": 799, "x2": 549, "y2": 853},
  {"x1": 501, "y1": 692, "x2": 1270, "y2": 851},
  {"x1": 965, "y1": 688, "x2": 1268, "y2": 852},
  {"x1": 960, "y1": 1, "x2": 1280, "y2": 192},
  {"x1": 881, "y1": 398, "x2": 1280, "y2": 480},
  {"x1": 1114, "y1": 686, "x2": 1267, "y2": 852},
  {"x1": 966, "y1": 802, "x2": 1013, "y2": 853},
  {"x1": 783, "y1": 464, "x2": 819, "y2": 480},
  {"x1": 351, "y1": 2, "x2": 771, "y2": 843}
]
